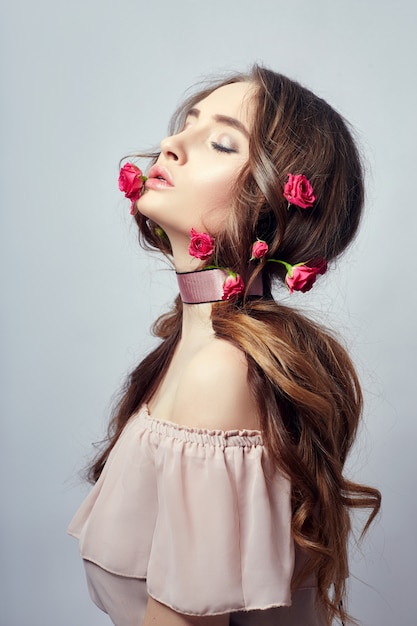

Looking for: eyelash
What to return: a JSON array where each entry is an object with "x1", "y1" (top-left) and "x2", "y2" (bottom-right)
[{"x1": 211, "y1": 141, "x2": 237, "y2": 154}]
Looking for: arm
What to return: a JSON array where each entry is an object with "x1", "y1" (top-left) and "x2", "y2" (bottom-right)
[{"x1": 142, "y1": 597, "x2": 229, "y2": 626}]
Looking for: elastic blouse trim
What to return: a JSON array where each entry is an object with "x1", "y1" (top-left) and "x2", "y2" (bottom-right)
[{"x1": 142, "y1": 404, "x2": 264, "y2": 448}]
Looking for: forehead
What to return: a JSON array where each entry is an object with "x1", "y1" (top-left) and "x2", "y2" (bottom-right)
[{"x1": 195, "y1": 82, "x2": 255, "y2": 128}]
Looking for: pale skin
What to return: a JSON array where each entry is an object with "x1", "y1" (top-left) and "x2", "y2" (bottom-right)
[{"x1": 137, "y1": 83, "x2": 260, "y2": 625}]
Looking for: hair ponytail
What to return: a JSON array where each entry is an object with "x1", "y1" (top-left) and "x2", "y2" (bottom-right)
[{"x1": 211, "y1": 298, "x2": 380, "y2": 624}]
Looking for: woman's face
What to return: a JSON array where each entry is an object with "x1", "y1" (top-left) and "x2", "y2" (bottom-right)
[{"x1": 137, "y1": 81, "x2": 253, "y2": 242}]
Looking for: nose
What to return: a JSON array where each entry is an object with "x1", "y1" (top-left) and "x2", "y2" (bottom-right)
[{"x1": 160, "y1": 132, "x2": 186, "y2": 164}]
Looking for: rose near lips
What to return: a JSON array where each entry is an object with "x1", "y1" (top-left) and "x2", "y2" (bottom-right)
[{"x1": 118, "y1": 163, "x2": 147, "y2": 214}]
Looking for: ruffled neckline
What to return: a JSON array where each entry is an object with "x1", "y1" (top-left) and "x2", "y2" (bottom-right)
[{"x1": 139, "y1": 404, "x2": 263, "y2": 448}]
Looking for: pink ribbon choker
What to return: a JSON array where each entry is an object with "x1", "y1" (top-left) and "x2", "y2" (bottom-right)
[{"x1": 176, "y1": 268, "x2": 264, "y2": 304}]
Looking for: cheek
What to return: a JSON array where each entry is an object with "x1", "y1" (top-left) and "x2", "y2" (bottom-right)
[
  {"x1": 195, "y1": 188, "x2": 235, "y2": 233},
  {"x1": 193, "y1": 165, "x2": 241, "y2": 202},
  {"x1": 190, "y1": 165, "x2": 242, "y2": 231}
]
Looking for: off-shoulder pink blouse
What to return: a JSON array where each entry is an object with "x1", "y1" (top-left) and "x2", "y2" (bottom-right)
[{"x1": 68, "y1": 406, "x2": 324, "y2": 625}]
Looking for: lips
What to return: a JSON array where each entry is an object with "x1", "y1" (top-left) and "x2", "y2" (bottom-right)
[{"x1": 145, "y1": 164, "x2": 174, "y2": 189}]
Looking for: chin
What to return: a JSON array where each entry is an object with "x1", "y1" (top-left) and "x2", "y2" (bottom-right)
[{"x1": 135, "y1": 196, "x2": 157, "y2": 220}]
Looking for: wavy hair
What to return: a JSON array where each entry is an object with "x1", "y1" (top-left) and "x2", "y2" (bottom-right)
[{"x1": 89, "y1": 66, "x2": 381, "y2": 625}]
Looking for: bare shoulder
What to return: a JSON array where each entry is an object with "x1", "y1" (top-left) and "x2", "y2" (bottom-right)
[{"x1": 172, "y1": 338, "x2": 260, "y2": 431}]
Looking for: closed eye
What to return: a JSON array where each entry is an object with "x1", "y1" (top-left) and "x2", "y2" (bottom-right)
[{"x1": 211, "y1": 141, "x2": 237, "y2": 154}]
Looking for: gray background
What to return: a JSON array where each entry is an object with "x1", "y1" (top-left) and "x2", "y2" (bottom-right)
[{"x1": 1, "y1": 1, "x2": 416, "y2": 624}]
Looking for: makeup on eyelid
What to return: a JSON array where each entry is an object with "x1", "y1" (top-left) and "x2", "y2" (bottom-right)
[
  {"x1": 210, "y1": 131, "x2": 239, "y2": 153},
  {"x1": 179, "y1": 116, "x2": 242, "y2": 154}
]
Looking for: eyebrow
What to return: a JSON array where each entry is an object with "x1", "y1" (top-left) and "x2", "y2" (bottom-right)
[{"x1": 187, "y1": 107, "x2": 249, "y2": 139}]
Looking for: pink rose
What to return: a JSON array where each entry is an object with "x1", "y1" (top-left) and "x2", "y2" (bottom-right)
[
  {"x1": 188, "y1": 228, "x2": 215, "y2": 260},
  {"x1": 118, "y1": 162, "x2": 146, "y2": 213},
  {"x1": 285, "y1": 259, "x2": 327, "y2": 293},
  {"x1": 222, "y1": 274, "x2": 245, "y2": 300},
  {"x1": 283, "y1": 173, "x2": 316, "y2": 209},
  {"x1": 251, "y1": 240, "x2": 269, "y2": 260}
]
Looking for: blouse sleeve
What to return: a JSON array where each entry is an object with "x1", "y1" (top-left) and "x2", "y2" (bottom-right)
[{"x1": 68, "y1": 407, "x2": 295, "y2": 616}]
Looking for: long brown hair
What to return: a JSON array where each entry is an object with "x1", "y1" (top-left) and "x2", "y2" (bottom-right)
[{"x1": 89, "y1": 66, "x2": 381, "y2": 625}]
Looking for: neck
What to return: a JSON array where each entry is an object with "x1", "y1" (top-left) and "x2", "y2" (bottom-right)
[
  {"x1": 175, "y1": 266, "x2": 263, "y2": 345},
  {"x1": 167, "y1": 235, "x2": 263, "y2": 343},
  {"x1": 176, "y1": 267, "x2": 263, "y2": 304},
  {"x1": 176, "y1": 269, "x2": 217, "y2": 345},
  {"x1": 181, "y1": 301, "x2": 215, "y2": 343}
]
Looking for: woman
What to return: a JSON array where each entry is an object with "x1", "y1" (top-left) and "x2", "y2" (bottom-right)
[{"x1": 68, "y1": 66, "x2": 381, "y2": 626}]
